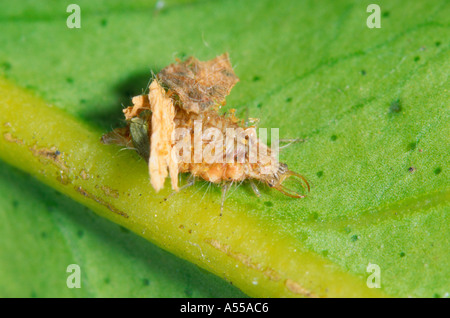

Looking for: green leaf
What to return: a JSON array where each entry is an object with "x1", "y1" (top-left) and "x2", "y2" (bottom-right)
[{"x1": 0, "y1": 0, "x2": 448, "y2": 297}]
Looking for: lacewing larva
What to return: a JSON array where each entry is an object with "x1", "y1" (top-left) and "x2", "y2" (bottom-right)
[{"x1": 102, "y1": 53, "x2": 309, "y2": 211}]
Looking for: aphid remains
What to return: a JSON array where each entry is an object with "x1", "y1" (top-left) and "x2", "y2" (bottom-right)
[{"x1": 102, "y1": 53, "x2": 309, "y2": 211}]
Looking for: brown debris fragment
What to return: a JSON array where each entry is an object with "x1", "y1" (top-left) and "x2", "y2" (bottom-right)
[
  {"x1": 75, "y1": 186, "x2": 128, "y2": 218},
  {"x1": 123, "y1": 94, "x2": 151, "y2": 120},
  {"x1": 157, "y1": 53, "x2": 239, "y2": 114},
  {"x1": 79, "y1": 169, "x2": 90, "y2": 180},
  {"x1": 3, "y1": 132, "x2": 24, "y2": 144},
  {"x1": 101, "y1": 185, "x2": 120, "y2": 198},
  {"x1": 101, "y1": 126, "x2": 132, "y2": 147},
  {"x1": 205, "y1": 238, "x2": 281, "y2": 282},
  {"x1": 29, "y1": 145, "x2": 69, "y2": 172},
  {"x1": 148, "y1": 80, "x2": 178, "y2": 191},
  {"x1": 285, "y1": 279, "x2": 318, "y2": 298}
]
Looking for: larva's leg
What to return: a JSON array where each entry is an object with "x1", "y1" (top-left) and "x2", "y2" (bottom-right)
[
  {"x1": 272, "y1": 170, "x2": 310, "y2": 198},
  {"x1": 249, "y1": 180, "x2": 261, "y2": 197},
  {"x1": 163, "y1": 175, "x2": 195, "y2": 201},
  {"x1": 278, "y1": 138, "x2": 306, "y2": 150},
  {"x1": 220, "y1": 182, "x2": 232, "y2": 216}
]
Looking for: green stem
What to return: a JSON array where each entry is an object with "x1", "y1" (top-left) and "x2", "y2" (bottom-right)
[{"x1": 0, "y1": 77, "x2": 385, "y2": 297}]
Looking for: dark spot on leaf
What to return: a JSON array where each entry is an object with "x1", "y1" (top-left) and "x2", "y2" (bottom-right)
[
  {"x1": 12, "y1": 200, "x2": 19, "y2": 208},
  {"x1": 142, "y1": 278, "x2": 150, "y2": 286},
  {"x1": 253, "y1": 75, "x2": 261, "y2": 82},
  {"x1": 407, "y1": 142, "x2": 417, "y2": 151},
  {"x1": 435, "y1": 41, "x2": 441, "y2": 47},
  {"x1": 104, "y1": 277, "x2": 110, "y2": 284},
  {"x1": 41, "y1": 231, "x2": 47, "y2": 239},
  {"x1": 399, "y1": 252, "x2": 406, "y2": 257},
  {"x1": 46, "y1": 200, "x2": 58, "y2": 211},
  {"x1": 382, "y1": 11, "x2": 390, "y2": 18},
  {"x1": 77, "y1": 230, "x2": 84, "y2": 238},
  {"x1": 285, "y1": 97, "x2": 292, "y2": 103},
  {"x1": 414, "y1": 56, "x2": 420, "y2": 62},
  {"x1": 408, "y1": 166, "x2": 416, "y2": 173},
  {"x1": 433, "y1": 293, "x2": 440, "y2": 298},
  {"x1": 361, "y1": 69, "x2": 366, "y2": 76},
  {"x1": 30, "y1": 290, "x2": 37, "y2": 298},
  {"x1": 350, "y1": 234, "x2": 359, "y2": 242},
  {"x1": 66, "y1": 77, "x2": 74, "y2": 84},
  {"x1": 351, "y1": 103, "x2": 364, "y2": 111},
  {"x1": 80, "y1": 99, "x2": 87, "y2": 104},
  {"x1": 100, "y1": 18, "x2": 108, "y2": 27},
  {"x1": 257, "y1": 102, "x2": 263, "y2": 108},
  {"x1": 119, "y1": 225, "x2": 130, "y2": 234},
  {"x1": 330, "y1": 135, "x2": 337, "y2": 141},
  {"x1": 185, "y1": 288, "x2": 193, "y2": 297},
  {"x1": 316, "y1": 171, "x2": 323, "y2": 178},
  {"x1": 389, "y1": 99, "x2": 402, "y2": 113},
  {"x1": 264, "y1": 201, "x2": 273, "y2": 207},
  {"x1": 434, "y1": 167, "x2": 441, "y2": 175},
  {"x1": 2, "y1": 62, "x2": 12, "y2": 71},
  {"x1": 321, "y1": 250, "x2": 329, "y2": 257}
]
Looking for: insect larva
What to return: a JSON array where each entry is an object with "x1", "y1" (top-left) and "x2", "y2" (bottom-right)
[{"x1": 102, "y1": 53, "x2": 309, "y2": 211}]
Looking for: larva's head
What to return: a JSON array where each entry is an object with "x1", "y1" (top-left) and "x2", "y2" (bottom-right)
[{"x1": 264, "y1": 163, "x2": 310, "y2": 198}]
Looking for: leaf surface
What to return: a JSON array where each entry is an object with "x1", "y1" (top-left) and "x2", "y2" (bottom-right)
[{"x1": 0, "y1": 0, "x2": 448, "y2": 297}]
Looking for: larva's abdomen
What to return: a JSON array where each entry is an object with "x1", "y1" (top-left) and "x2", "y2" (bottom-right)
[
  {"x1": 179, "y1": 162, "x2": 247, "y2": 183},
  {"x1": 174, "y1": 107, "x2": 277, "y2": 184}
]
